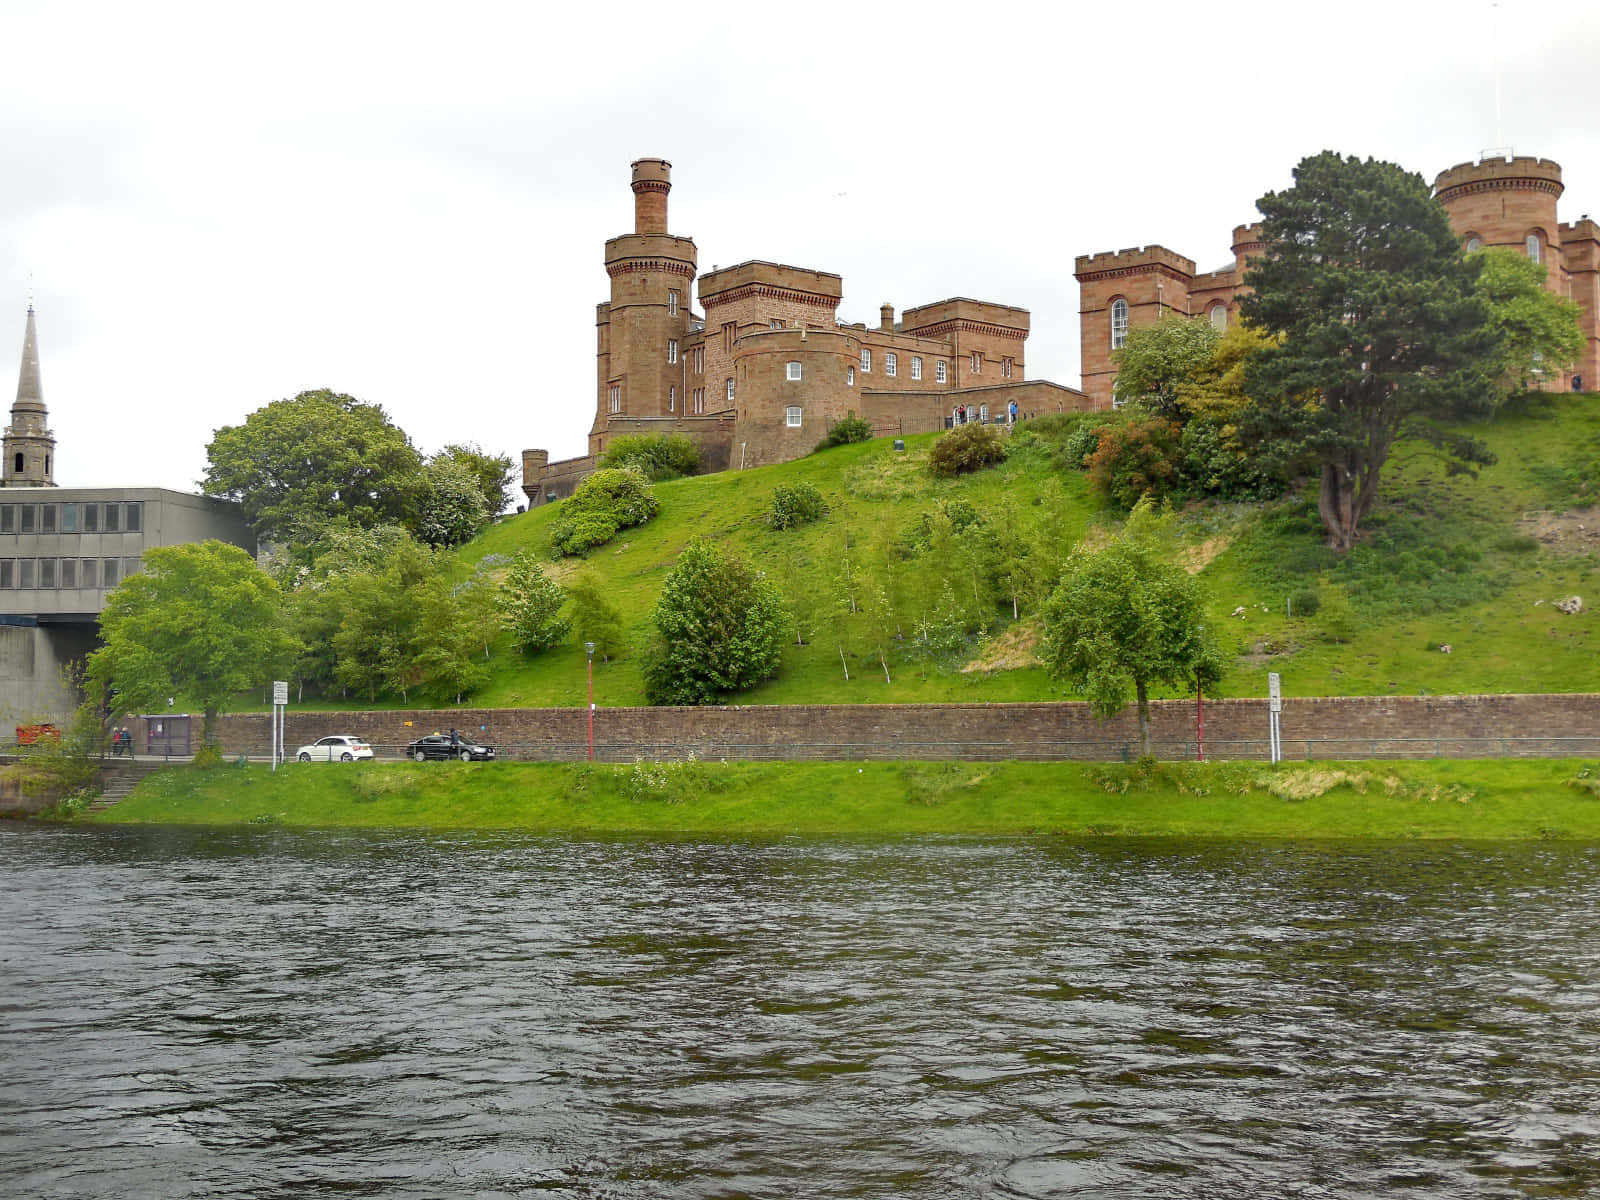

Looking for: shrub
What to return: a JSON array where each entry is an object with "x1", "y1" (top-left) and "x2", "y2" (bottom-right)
[
  {"x1": 1060, "y1": 417, "x2": 1116, "y2": 469},
  {"x1": 1289, "y1": 588, "x2": 1321, "y2": 618},
  {"x1": 767, "y1": 481, "x2": 826, "y2": 530},
  {"x1": 564, "y1": 569, "x2": 628, "y2": 661},
  {"x1": 822, "y1": 414, "x2": 873, "y2": 447},
  {"x1": 1085, "y1": 418, "x2": 1183, "y2": 509},
  {"x1": 549, "y1": 468, "x2": 658, "y2": 557},
  {"x1": 1178, "y1": 419, "x2": 1285, "y2": 501},
  {"x1": 599, "y1": 434, "x2": 700, "y2": 481},
  {"x1": 928, "y1": 423, "x2": 1008, "y2": 478}
]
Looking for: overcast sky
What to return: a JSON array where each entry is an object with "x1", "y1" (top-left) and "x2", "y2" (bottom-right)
[{"x1": 5, "y1": 0, "x2": 1596, "y2": 499}]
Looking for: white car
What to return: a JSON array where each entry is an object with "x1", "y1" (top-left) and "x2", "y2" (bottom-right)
[{"x1": 295, "y1": 735, "x2": 375, "y2": 763}]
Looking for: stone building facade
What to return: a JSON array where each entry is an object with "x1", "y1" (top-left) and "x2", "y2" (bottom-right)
[
  {"x1": 1075, "y1": 154, "x2": 1600, "y2": 408},
  {"x1": 523, "y1": 159, "x2": 1091, "y2": 504}
]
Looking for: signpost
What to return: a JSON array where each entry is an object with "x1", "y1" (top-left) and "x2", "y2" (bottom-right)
[
  {"x1": 1267, "y1": 672, "x2": 1282, "y2": 763},
  {"x1": 271, "y1": 680, "x2": 288, "y2": 769}
]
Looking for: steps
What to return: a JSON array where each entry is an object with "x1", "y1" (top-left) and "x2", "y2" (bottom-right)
[{"x1": 86, "y1": 761, "x2": 165, "y2": 813}]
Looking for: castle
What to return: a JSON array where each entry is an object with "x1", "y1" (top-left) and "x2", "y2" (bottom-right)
[
  {"x1": 521, "y1": 158, "x2": 1091, "y2": 504},
  {"x1": 1076, "y1": 154, "x2": 1599, "y2": 408}
]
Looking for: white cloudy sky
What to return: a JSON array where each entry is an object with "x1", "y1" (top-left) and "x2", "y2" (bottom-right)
[{"x1": 4, "y1": 0, "x2": 1596, "y2": 498}]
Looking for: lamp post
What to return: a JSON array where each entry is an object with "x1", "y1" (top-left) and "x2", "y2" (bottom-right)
[
  {"x1": 1195, "y1": 625, "x2": 1205, "y2": 763},
  {"x1": 585, "y1": 642, "x2": 596, "y2": 762}
]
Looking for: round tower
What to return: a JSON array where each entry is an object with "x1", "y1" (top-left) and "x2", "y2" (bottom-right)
[
  {"x1": 1434, "y1": 156, "x2": 1564, "y2": 287},
  {"x1": 593, "y1": 157, "x2": 699, "y2": 453},
  {"x1": 2, "y1": 305, "x2": 55, "y2": 488}
]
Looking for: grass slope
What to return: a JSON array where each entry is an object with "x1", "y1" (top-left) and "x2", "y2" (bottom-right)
[
  {"x1": 297, "y1": 393, "x2": 1600, "y2": 711},
  {"x1": 89, "y1": 759, "x2": 1600, "y2": 839}
]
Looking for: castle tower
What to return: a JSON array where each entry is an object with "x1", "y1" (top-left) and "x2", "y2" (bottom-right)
[
  {"x1": 1434, "y1": 156, "x2": 1565, "y2": 290},
  {"x1": 1073, "y1": 246, "x2": 1197, "y2": 408},
  {"x1": 2, "y1": 305, "x2": 55, "y2": 488},
  {"x1": 592, "y1": 157, "x2": 699, "y2": 455}
]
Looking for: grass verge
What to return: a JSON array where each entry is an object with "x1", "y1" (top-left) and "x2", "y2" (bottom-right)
[{"x1": 83, "y1": 758, "x2": 1600, "y2": 839}]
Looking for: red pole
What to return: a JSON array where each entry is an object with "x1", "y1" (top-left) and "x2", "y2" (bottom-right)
[
  {"x1": 1196, "y1": 681, "x2": 1205, "y2": 762},
  {"x1": 587, "y1": 655, "x2": 595, "y2": 762}
]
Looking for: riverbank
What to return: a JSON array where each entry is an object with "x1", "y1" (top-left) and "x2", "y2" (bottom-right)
[{"x1": 80, "y1": 759, "x2": 1600, "y2": 838}]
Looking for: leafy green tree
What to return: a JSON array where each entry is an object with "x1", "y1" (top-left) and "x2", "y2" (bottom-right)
[
  {"x1": 433, "y1": 443, "x2": 516, "y2": 516},
  {"x1": 1086, "y1": 417, "x2": 1184, "y2": 509},
  {"x1": 1473, "y1": 247, "x2": 1585, "y2": 393},
  {"x1": 203, "y1": 389, "x2": 424, "y2": 543},
  {"x1": 414, "y1": 455, "x2": 492, "y2": 547},
  {"x1": 498, "y1": 554, "x2": 571, "y2": 655},
  {"x1": 89, "y1": 541, "x2": 299, "y2": 754},
  {"x1": 1040, "y1": 501, "x2": 1223, "y2": 758},
  {"x1": 599, "y1": 434, "x2": 700, "y2": 481},
  {"x1": 329, "y1": 540, "x2": 437, "y2": 703},
  {"x1": 414, "y1": 573, "x2": 489, "y2": 703},
  {"x1": 563, "y1": 569, "x2": 628, "y2": 661},
  {"x1": 1241, "y1": 152, "x2": 1500, "y2": 551},
  {"x1": 1113, "y1": 314, "x2": 1221, "y2": 419},
  {"x1": 643, "y1": 539, "x2": 789, "y2": 705}
]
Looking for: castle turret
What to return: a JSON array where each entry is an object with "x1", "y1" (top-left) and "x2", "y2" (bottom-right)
[
  {"x1": 2, "y1": 305, "x2": 55, "y2": 487},
  {"x1": 1434, "y1": 156, "x2": 1565, "y2": 294},
  {"x1": 1074, "y1": 246, "x2": 1197, "y2": 408}
]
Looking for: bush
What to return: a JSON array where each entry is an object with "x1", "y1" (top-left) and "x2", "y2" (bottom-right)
[
  {"x1": 599, "y1": 434, "x2": 700, "y2": 481},
  {"x1": 1289, "y1": 588, "x2": 1321, "y2": 618},
  {"x1": 1178, "y1": 419, "x2": 1285, "y2": 501},
  {"x1": 549, "y1": 468, "x2": 658, "y2": 557},
  {"x1": 767, "y1": 481, "x2": 826, "y2": 530},
  {"x1": 821, "y1": 414, "x2": 873, "y2": 447},
  {"x1": 928, "y1": 423, "x2": 1008, "y2": 478},
  {"x1": 1085, "y1": 418, "x2": 1183, "y2": 509},
  {"x1": 1061, "y1": 417, "x2": 1115, "y2": 469}
]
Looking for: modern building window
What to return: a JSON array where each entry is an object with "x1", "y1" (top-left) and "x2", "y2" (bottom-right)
[
  {"x1": 80, "y1": 558, "x2": 97, "y2": 589},
  {"x1": 124, "y1": 503, "x2": 142, "y2": 533},
  {"x1": 1210, "y1": 304, "x2": 1227, "y2": 331},
  {"x1": 82, "y1": 503, "x2": 97, "y2": 532},
  {"x1": 886, "y1": 353, "x2": 898, "y2": 377},
  {"x1": 0, "y1": 559, "x2": 12, "y2": 588},
  {"x1": 861, "y1": 348, "x2": 871, "y2": 372},
  {"x1": 59, "y1": 558, "x2": 76, "y2": 589},
  {"x1": 970, "y1": 352, "x2": 981, "y2": 375},
  {"x1": 1526, "y1": 233, "x2": 1541, "y2": 263},
  {"x1": 847, "y1": 366, "x2": 855, "y2": 386},
  {"x1": 104, "y1": 503, "x2": 119, "y2": 532},
  {"x1": 1110, "y1": 298, "x2": 1130, "y2": 349},
  {"x1": 786, "y1": 406, "x2": 803, "y2": 427},
  {"x1": 1465, "y1": 235, "x2": 1482, "y2": 253},
  {"x1": 19, "y1": 504, "x2": 34, "y2": 533},
  {"x1": 124, "y1": 556, "x2": 141, "y2": 577},
  {"x1": 668, "y1": 339, "x2": 678, "y2": 364},
  {"x1": 19, "y1": 559, "x2": 34, "y2": 589},
  {"x1": 669, "y1": 385, "x2": 676, "y2": 412},
  {"x1": 726, "y1": 378, "x2": 735, "y2": 401},
  {"x1": 668, "y1": 290, "x2": 679, "y2": 315},
  {"x1": 911, "y1": 357, "x2": 922, "y2": 380},
  {"x1": 786, "y1": 361, "x2": 802, "y2": 381},
  {"x1": 608, "y1": 384, "x2": 622, "y2": 413},
  {"x1": 102, "y1": 558, "x2": 119, "y2": 588},
  {"x1": 0, "y1": 504, "x2": 12, "y2": 533},
  {"x1": 60, "y1": 503, "x2": 78, "y2": 532},
  {"x1": 40, "y1": 504, "x2": 56, "y2": 532}
]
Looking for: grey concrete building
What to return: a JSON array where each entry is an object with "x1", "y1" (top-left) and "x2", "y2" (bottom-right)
[{"x1": 1, "y1": 308, "x2": 254, "y2": 727}]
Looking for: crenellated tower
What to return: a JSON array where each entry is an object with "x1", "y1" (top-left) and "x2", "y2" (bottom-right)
[
  {"x1": 1073, "y1": 246, "x2": 1197, "y2": 408},
  {"x1": 592, "y1": 158, "x2": 699, "y2": 455},
  {"x1": 2, "y1": 305, "x2": 55, "y2": 488}
]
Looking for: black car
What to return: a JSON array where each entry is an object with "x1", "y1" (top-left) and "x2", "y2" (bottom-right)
[{"x1": 405, "y1": 732, "x2": 497, "y2": 762}]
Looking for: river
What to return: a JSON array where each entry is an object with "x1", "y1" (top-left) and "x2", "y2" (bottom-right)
[{"x1": 3, "y1": 823, "x2": 1598, "y2": 1198}]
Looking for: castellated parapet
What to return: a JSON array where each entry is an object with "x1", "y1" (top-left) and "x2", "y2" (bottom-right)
[
  {"x1": 1073, "y1": 246, "x2": 1196, "y2": 280},
  {"x1": 1433, "y1": 156, "x2": 1565, "y2": 201}
]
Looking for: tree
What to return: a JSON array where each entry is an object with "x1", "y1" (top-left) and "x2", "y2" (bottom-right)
[
  {"x1": 1112, "y1": 314, "x2": 1221, "y2": 420},
  {"x1": 1241, "y1": 152, "x2": 1501, "y2": 551},
  {"x1": 203, "y1": 389, "x2": 423, "y2": 543},
  {"x1": 88, "y1": 541, "x2": 299, "y2": 755},
  {"x1": 498, "y1": 554, "x2": 571, "y2": 655},
  {"x1": 1040, "y1": 501, "x2": 1223, "y2": 758},
  {"x1": 563, "y1": 569, "x2": 628, "y2": 661},
  {"x1": 599, "y1": 434, "x2": 700, "y2": 481},
  {"x1": 414, "y1": 455, "x2": 492, "y2": 547},
  {"x1": 1473, "y1": 248, "x2": 1585, "y2": 393},
  {"x1": 432, "y1": 443, "x2": 516, "y2": 516},
  {"x1": 643, "y1": 539, "x2": 789, "y2": 705}
]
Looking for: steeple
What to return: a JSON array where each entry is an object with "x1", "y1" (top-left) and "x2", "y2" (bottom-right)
[{"x1": 2, "y1": 305, "x2": 56, "y2": 487}]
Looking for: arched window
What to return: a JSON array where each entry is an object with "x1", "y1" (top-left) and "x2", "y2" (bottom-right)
[
  {"x1": 1526, "y1": 233, "x2": 1541, "y2": 263},
  {"x1": 1110, "y1": 298, "x2": 1129, "y2": 349},
  {"x1": 1464, "y1": 235, "x2": 1481, "y2": 253},
  {"x1": 1209, "y1": 304, "x2": 1226, "y2": 331}
]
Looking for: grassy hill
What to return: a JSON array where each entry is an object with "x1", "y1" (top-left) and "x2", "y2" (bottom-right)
[{"x1": 422, "y1": 394, "x2": 1600, "y2": 710}]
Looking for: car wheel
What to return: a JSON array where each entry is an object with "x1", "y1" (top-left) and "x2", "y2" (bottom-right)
[
  {"x1": 341, "y1": 752, "x2": 353, "y2": 762},
  {"x1": 460, "y1": 749, "x2": 473, "y2": 762},
  {"x1": 298, "y1": 752, "x2": 311, "y2": 763},
  {"x1": 414, "y1": 749, "x2": 427, "y2": 762}
]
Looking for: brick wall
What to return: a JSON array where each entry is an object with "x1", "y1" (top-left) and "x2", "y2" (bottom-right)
[{"x1": 207, "y1": 694, "x2": 1600, "y2": 763}]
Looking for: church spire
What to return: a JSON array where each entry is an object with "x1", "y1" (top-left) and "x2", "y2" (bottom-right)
[{"x1": 2, "y1": 304, "x2": 56, "y2": 487}]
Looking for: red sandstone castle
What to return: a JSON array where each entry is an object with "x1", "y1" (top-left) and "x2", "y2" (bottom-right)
[
  {"x1": 522, "y1": 158, "x2": 1090, "y2": 504},
  {"x1": 1075, "y1": 154, "x2": 1599, "y2": 408}
]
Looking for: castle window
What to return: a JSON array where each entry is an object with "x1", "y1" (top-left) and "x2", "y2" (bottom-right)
[
  {"x1": 787, "y1": 361, "x2": 802, "y2": 381},
  {"x1": 771, "y1": 319, "x2": 783, "y2": 330},
  {"x1": 694, "y1": 387, "x2": 705, "y2": 413},
  {"x1": 726, "y1": 378, "x2": 735, "y2": 402},
  {"x1": 936, "y1": 360, "x2": 947, "y2": 383},
  {"x1": 1526, "y1": 233, "x2": 1541, "y2": 263},
  {"x1": 693, "y1": 346, "x2": 704, "y2": 373},
  {"x1": 608, "y1": 384, "x2": 622, "y2": 413},
  {"x1": 669, "y1": 385, "x2": 676, "y2": 412},
  {"x1": 886, "y1": 353, "x2": 898, "y2": 377},
  {"x1": 1209, "y1": 304, "x2": 1227, "y2": 331},
  {"x1": 911, "y1": 357, "x2": 922, "y2": 380},
  {"x1": 1465, "y1": 235, "x2": 1482, "y2": 253},
  {"x1": 847, "y1": 366, "x2": 855, "y2": 386},
  {"x1": 668, "y1": 290, "x2": 679, "y2": 315},
  {"x1": 1002, "y1": 357, "x2": 1014, "y2": 379},
  {"x1": 1111, "y1": 298, "x2": 1129, "y2": 349},
  {"x1": 668, "y1": 339, "x2": 678, "y2": 364},
  {"x1": 1111, "y1": 380, "x2": 1125, "y2": 410},
  {"x1": 723, "y1": 322, "x2": 736, "y2": 352},
  {"x1": 0, "y1": 558, "x2": 11, "y2": 588},
  {"x1": 786, "y1": 406, "x2": 803, "y2": 427},
  {"x1": 970, "y1": 352, "x2": 981, "y2": 375},
  {"x1": 861, "y1": 348, "x2": 871, "y2": 372}
]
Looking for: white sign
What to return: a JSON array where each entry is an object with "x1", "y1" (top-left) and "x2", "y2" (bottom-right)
[
  {"x1": 1268, "y1": 672, "x2": 1282, "y2": 714},
  {"x1": 272, "y1": 680, "x2": 289, "y2": 706}
]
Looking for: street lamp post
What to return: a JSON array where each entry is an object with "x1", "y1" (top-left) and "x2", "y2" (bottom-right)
[
  {"x1": 585, "y1": 642, "x2": 596, "y2": 762},
  {"x1": 1195, "y1": 626, "x2": 1205, "y2": 763}
]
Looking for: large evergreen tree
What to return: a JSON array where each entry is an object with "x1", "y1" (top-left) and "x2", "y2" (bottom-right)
[{"x1": 1241, "y1": 152, "x2": 1500, "y2": 551}]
